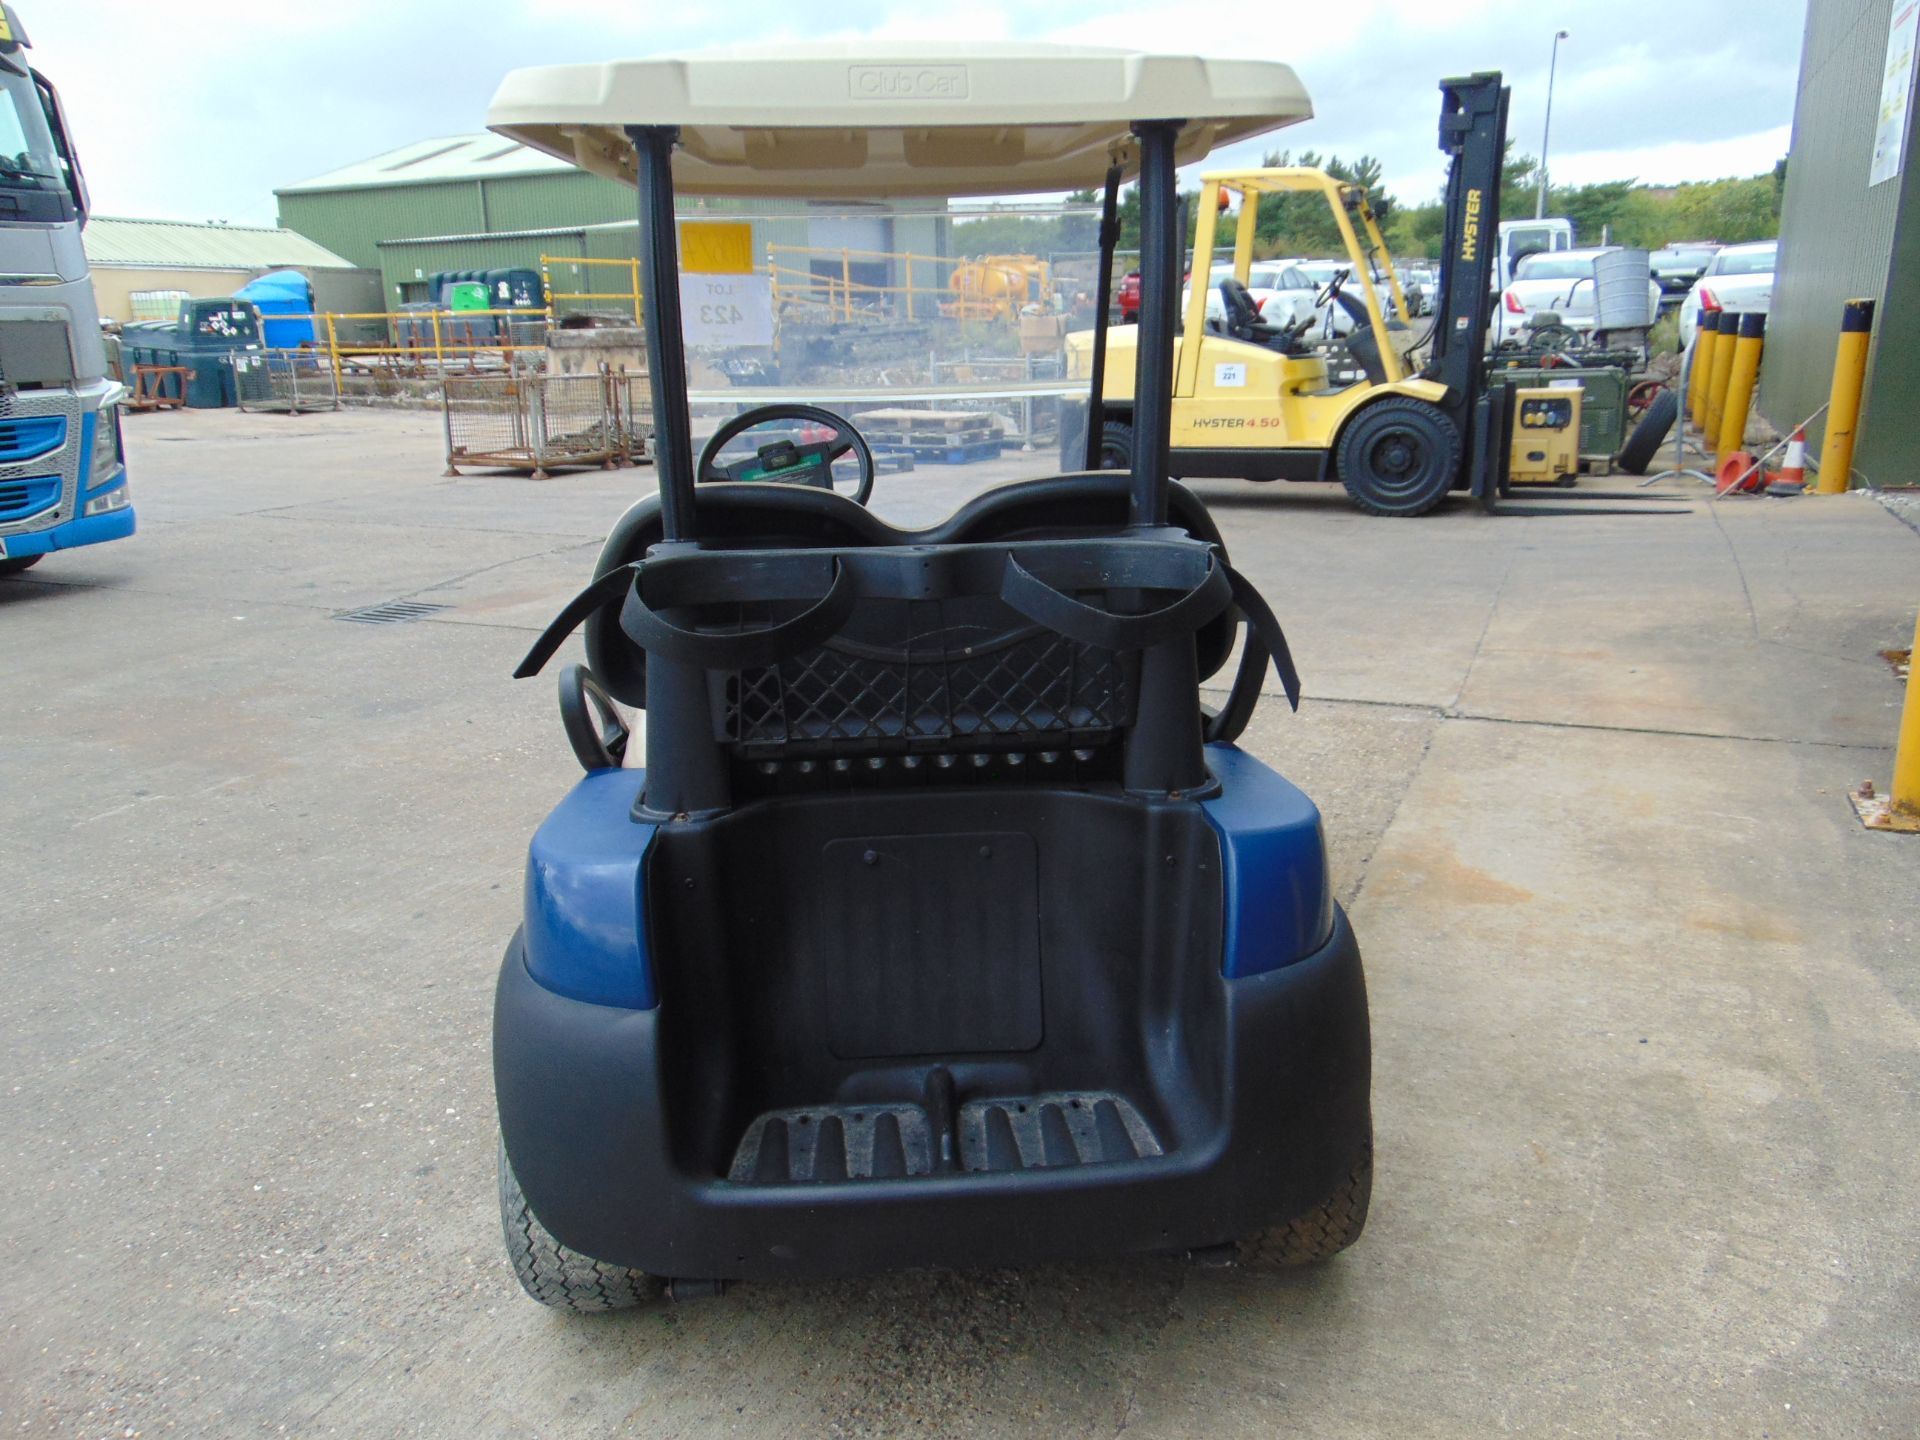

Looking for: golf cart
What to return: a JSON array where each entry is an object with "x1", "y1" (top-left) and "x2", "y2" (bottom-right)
[{"x1": 493, "y1": 42, "x2": 1371, "y2": 1309}]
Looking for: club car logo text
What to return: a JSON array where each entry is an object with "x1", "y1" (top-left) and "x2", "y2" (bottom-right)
[
  {"x1": 849, "y1": 65, "x2": 969, "y2": 100},
  {"x1": 1460, "y1": 188, "x2": 1482, "y2": 263}
]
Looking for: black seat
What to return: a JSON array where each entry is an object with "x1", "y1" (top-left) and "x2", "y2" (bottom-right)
[{"x1": 582, "y1": 473, "x2": 1238, "y2": 711}]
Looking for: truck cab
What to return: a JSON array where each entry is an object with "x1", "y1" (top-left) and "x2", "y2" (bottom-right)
[{"x1": 0, "y1": 4, "x2": 132, "y2": 577}]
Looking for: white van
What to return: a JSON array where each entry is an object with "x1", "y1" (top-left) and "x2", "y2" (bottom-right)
[{"x1": 1496, "y1": 217, "x2": 1574, "y2": 291}]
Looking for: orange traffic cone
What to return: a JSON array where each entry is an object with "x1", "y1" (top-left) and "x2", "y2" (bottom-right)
[
  {"x1": 1767, "y1": 426, "x2": 1808, "y2": 495},
  {"x1": 1717, "y1": 450, "x2": 1761, "y2": 495}
]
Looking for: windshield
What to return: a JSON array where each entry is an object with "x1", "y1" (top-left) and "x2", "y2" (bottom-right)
[
  {"x1": 1654, "y1": 248, "x2": 1715, "y2": 267},
  {"x1": 0, "y1": 69, "x2": 63, "y2": 191},
  {"x1": 1710, "y1": 246, "x2": 1776, "y2": 276},
  {"x1": 1513, "y1": 254, "x2": 1595, "y2": 281}
]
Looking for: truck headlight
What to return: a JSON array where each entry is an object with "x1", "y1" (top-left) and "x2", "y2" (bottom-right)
[
  {"x1": 88, "y1": 402, "x2": 124, "y2": 490},
  {"x1": 84, "y1": 486, "x2": 130, "y2": 516}
]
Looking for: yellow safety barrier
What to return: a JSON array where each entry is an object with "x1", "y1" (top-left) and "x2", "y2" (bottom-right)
[
  {"x1": 767, "y1": 243, "x2": 979, "y2": 323},
  {"x1": 540, "y1": 255, "x2": 643, "y2": 325},
  {"x1": 1851, "y1": 612, "x2": 1920, "y2": 833},
  {"x1": 260, "y1": 310, "x2": 548, "y2": 388},
  {"x1": 1816, "y1": 298, "x2": 1874, "y2": 495},
  {"x1": 1715, "y1": 313, "x2": 1765, "y2": 463}
]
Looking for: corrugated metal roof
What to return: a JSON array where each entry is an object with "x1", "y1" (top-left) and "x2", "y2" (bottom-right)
[
  {"x1": 83, "y1": 216, "x2": 356, "y2": 271},
  {"x1": 277, "y1": 134, "x2": 573, "y2": 194}
]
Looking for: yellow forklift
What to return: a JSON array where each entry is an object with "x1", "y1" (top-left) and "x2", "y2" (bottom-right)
[{"x1": 1068, "y1": 75, "x2": 1511, "y2": 516}]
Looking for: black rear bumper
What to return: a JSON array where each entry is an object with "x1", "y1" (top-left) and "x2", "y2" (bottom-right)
[{"x1": 494, "y1": 906, "x2": 1370, "y2": 1282}]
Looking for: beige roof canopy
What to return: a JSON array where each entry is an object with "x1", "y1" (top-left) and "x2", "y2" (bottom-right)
[{"x1": 486, "y1": 42, "x2": 1312, "y2": 199}]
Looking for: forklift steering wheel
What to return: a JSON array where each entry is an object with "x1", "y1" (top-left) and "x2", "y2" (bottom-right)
[
  {"x1": 1314, "y1": 268, "x2": 1351, "y2": 309},
  {"x1": 696, "y1": 404, "x2": 877, "y2": 506}
]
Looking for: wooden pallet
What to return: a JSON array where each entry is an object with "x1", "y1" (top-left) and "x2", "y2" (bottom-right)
[
  {"x1": 865, "y1": 424, "x2": 996, "y2": 448},
  {"x1": 858, "y1": 407, "x2": 995, "y2": 434},
  {"x1": 872, "y1": 437, "x2": 1003, "y2": 465}
]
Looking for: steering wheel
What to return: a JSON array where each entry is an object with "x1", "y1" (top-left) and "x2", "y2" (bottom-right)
[
  {"x1": 1314, "y1": 267, "x2": 1351, "y2": 309},
  {"x1": 696, "y1": 403, "x2": 876, "y2": 506}
]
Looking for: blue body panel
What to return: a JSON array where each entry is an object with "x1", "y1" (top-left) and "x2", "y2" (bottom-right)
[
  {"x1": 519, "y1": 746, "x2": 1330, "y2": 1009},
  {"x1": 522, "y1": 767, "x2": 659, "y2": 1010},
  {"x1": 3, "y1": 412, "x2": 135, "y2": 559},
  {"x1": 1201, "y1": 742, "x2": 1335, "y2": 978}
]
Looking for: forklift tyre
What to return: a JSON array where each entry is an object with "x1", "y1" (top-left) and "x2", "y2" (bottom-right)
[
  {"x1": 1093, "y1": 418, "x2": 1136, "y2": 472},
  {"x1": 1241, "y1": 1128, "x2": 1373, "y2": 1266},
  {"x1": 499, "y1": 1136, "x2": 665, "y2": 1313},
  {"x1": 1335, "y1": 398, "x2": 1461, "y2": 517},
  {"x1": 1615, "y1": 389, "x2": 1679, "y2": 476},
  {"x1": 0, "y1": 555, "x2": 42, "y2": 576}
]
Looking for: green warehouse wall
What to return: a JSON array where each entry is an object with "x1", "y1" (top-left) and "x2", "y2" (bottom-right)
[{"x1": 1765, "y1": 0, "x2": 1918, "y2": 485}]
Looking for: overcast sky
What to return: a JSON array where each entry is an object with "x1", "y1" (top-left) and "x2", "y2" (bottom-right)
[{"x1": 41, "y1": 0, "x2": 1805, "y2": 226}]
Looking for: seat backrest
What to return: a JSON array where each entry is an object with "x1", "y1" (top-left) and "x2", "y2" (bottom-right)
[{"x1": 584, "y1": 473, "x2": 1234, "y2": 712}]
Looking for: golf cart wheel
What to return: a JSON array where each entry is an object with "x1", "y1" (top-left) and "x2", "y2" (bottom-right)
[
  {"x1": 1616, "y1": 389, "x2": 1679, "y2": 476},
  {"x1": 1095, "y1": 418, "x2": 1135, "y2": 472},
  {"x1": 0, "y1": 555, "x2": 42, "y2": 576},
  {"x1": 1242, "y1": 1133, "x2": 1373, "y2": 1267},
  {"x1": 498, "y1": 1136, "x2": 664, "y2": 1312},
  {"x1": 1335, "y1": 398, "x2": 1461, "y2": 517}
]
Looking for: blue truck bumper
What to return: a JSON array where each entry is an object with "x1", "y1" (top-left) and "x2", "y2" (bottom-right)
[{"x1": 2, "y1": 507, "x2": 136, "y2": 558}]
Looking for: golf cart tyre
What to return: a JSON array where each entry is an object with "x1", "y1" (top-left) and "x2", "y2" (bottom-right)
[
  {"x1": 1335, "y1": 397, "x2": 1461, "y2": 517},
  {"x1": 1616, "y1": 389, "x2": 1678, "y2": 476},
  {"x1": 0, "y1": 555, "x2": 42, "y2": 576},
  {"x1": 499, "y1": 1135, "x2": 665, "y2": 1313},
  {"x1": 1242, "y1": 1127, "x2": 1372, "y2": 1266}
]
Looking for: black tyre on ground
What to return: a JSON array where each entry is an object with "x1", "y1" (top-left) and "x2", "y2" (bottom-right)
[
  {"x1": 1335, "y1": 398, "x2": 1462, "y2": 517},
  {"x1": 0, "y1": 554, "x2": 42, "y2": 576},
  {"x1": 1616, "y1": 388, "x2": 1679, "y2": 476},
  {"x1": 498, "y1": 1136, "x2": 664, "y2": 1312},
  {"x1": 1094, "y1": 418, "x2": 1135, "y2": 472},
  {"x1": 1241, "y1": 1132, "x2": 1372, "y2": 1266}
]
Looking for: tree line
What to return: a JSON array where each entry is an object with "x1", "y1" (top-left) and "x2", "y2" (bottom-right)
[{"x1": 948, "y1": 145, "x2": 1784, "y2": 263}]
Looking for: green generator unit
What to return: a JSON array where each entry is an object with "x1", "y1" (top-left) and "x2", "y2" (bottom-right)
[{"x1": 1485, "y1": 361, "x2": 1630, "y2": 461}]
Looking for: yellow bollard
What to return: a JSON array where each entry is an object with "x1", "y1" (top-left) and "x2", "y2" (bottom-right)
[
  {"x1": 1851, "y1": 610, "x2": 1920, "y2": 832},
  {"x1": 1687, "y1": 312, "x2": 1721, "y2": 431},
  {"x1": 1896, "y1": 617, "x2": 1920, "y2": 820},
  {"x1": 324, "y1": 312, "x2": 342, "y2": 391},
  {"x1": 1704, "y1": 311, "x2": 1739, "y2": 442},
  {"x1": 1816, "y1": 298, "x2": 1874, "y2": 494},
  {"x1": 1715, "y1": 313, "x2": 1766, "y2": 462}
]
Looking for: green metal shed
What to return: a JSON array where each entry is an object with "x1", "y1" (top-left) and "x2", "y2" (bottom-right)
[{"x1": 1764, "y1": 0, "x2": 1920, "y2": 487}]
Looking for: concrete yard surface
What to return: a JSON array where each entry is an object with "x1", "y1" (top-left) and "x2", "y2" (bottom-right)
[{"x1": 2, "y1": 407, "x2": 1918, "y2": 1438}]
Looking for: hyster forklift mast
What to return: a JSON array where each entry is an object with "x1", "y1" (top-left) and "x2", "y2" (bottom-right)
[{"x1": 1420, "y1": 72, "x2": 1508, "y2": 501}]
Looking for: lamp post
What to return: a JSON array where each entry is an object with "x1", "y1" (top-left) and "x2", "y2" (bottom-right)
[{"x1": 1537, "y1": 29, "x2": 1569, "y2": 220}]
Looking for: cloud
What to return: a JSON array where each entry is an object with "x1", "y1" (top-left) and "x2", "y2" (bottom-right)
[{"x1": 37, "y1": 0, "x2": 1806, "y2": 226}]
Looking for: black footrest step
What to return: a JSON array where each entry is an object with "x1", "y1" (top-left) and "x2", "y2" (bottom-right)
[
  {"x1": 725, "y1": 1090, "x2": 1163, "y2": 1184},
  {"x1": 959, "y1": 1092, "x2": 1163, "y2": 1172}
]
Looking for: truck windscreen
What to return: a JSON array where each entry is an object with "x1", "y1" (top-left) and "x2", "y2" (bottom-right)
[{"x1": 0, "y1": 66, "x2": 73, "y2": 221}]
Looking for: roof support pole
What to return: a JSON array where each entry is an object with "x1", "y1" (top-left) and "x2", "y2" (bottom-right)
[
  {"x1": 1128, "y1": 119, "x2": 1184, "y2": 528},
  {"x1": 627, "y1": 124, "x2": 696, "y2": 542},
  {"x1": 1082, "y1": 163, "x2": 1124, "y2": 471},
  {"x1": 624, "y1": 124, "x2": 729, "y2": 816}
]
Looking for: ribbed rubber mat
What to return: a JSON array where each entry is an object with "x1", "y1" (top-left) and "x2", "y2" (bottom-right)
[
  {"x1": 728, "y1": 1104, "x2": 934, "y2": 1182},
  {"x1": 958, "y1": 1092, "x2": 1163, "y2": 1172}
]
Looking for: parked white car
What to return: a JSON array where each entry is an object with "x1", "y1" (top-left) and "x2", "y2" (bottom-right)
[
  {"x1": 1183, "y1": 260, "x2": 1321, "y2": 330},
  {"x1": 1493, "y1": 247, "x2": 1662, "y2": 347},
  {"x1": 1246, "y1": 259, "x2": 1321, "y2": 324},
  {"x1": 1678, "y1": 240, "x2": 1776, "y2": 347}
]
